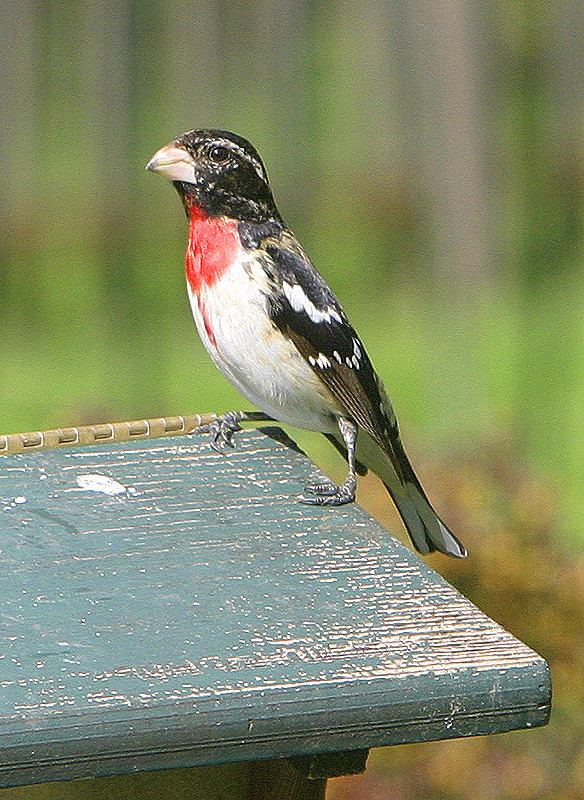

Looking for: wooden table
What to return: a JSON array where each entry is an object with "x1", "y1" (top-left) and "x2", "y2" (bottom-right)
[{"x1": 0, "y1": 423, "x2": 550, "y2": 798}]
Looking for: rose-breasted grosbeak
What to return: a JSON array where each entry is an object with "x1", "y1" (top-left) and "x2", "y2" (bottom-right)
[{"x1": 146, "y1": 129, "x2": 466, "y2": 558}]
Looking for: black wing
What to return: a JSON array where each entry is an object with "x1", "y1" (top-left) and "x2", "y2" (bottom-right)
[
  {"x1": 253, "y1": 229, "x2": 397, "y2": 450},
  {"x1": 242, "y1": 227, "x2": 467, "y2": 557}
]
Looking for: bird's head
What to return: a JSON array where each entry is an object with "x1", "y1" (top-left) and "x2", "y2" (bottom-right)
[{"x1": 146, "y1": 129, "x2": 281, "y2": 223}]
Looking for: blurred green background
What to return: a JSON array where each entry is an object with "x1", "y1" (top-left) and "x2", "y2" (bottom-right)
[{"x1": 1, "y1": 1, "x2": 583, "y2": 798}]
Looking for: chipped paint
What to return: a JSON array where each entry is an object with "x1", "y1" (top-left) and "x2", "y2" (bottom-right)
[{"x1": 76, "y1": 474, "x2": 128, "y2": 496}]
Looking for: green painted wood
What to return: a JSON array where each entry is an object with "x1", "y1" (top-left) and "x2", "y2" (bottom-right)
[{"x1": 0, "y1": 428, "x2": 550, "y2": 788}]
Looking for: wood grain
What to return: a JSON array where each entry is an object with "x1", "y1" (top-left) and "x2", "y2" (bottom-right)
[{"x1": 0, "y1": 428, "x2": 550, "y2": 788}]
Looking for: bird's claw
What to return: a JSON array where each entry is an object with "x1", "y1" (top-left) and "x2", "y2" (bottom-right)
[
  {"x1": 300, "y1": 479, "x2": 356, "y2": 506},
  {"x1": 303, "y1": 481, "x2": 339, "y2": 497},
  {"x1": 192, "y1": 412, "x2": 243, "y2": 452}
]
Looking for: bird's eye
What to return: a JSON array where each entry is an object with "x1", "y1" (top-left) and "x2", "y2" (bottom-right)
[{"x1": 208, "y1": 145, "x2": 230, "y2": 163}]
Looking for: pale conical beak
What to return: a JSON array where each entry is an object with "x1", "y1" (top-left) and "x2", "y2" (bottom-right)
[{"x1": 146, "y1": 143, "x2": 197, "y2": 183}]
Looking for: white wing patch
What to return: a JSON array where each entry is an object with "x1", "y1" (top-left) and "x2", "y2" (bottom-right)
[
  {"x1": 282, "y1": 281, "x2": 342, "y2": 324},
  {"x1": 308, "y1": 353, "x2": 332, "y2": 369}
]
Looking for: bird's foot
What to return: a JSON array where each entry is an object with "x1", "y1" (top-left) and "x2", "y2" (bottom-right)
[
  {"x1": 303, "y1": 481, "x2": 339, "y2": 497},
  {"x1": 192, "y1": 411, "x2": 245, "y2": 452},
  {"x1": 300, "y1": 477, "x2": 356, "y2": 506},
  {"x1": 191, "y1": 410, "x2": 275, "y2": 453}
]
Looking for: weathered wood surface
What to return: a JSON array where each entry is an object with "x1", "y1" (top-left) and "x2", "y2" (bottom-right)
[{"x1": 0, "y1": 428, "x2": 550, "y2": 787}]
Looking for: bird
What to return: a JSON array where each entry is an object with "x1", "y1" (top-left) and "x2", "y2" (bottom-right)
[{"x1": 146, "y1": 129, "x2": 466, "y2": 558}]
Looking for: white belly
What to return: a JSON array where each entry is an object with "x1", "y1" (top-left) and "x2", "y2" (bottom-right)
[{"x1": 186, "y1": 256, "x2": 342, "y2": 433}]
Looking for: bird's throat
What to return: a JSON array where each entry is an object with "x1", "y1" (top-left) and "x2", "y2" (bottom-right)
[{"x1": 185, "y1": 204, "x2": 242, "y2": 294}]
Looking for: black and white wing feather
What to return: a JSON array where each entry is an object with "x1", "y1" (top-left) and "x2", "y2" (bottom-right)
[
  {"x1": 249, "y1": 227, "x2": 466, "y2": 558},
  {"x1": 259, "y1": 233, "x2": 394, "y2": 443}
]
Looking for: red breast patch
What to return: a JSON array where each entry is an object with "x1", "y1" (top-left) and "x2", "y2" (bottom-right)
[{"x1": 185, "y1": 205, "x2": 242, "y2": 294}]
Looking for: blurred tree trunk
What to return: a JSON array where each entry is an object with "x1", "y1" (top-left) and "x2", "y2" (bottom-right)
[
  {"x1": 390, "y1": 0, "x2": 502, "y2": 435},
  {"x1": 0, "y1": 0, "x2": 41, "y2": 322},
  {"x1": 82, "y1": 0, "x2": 132, "y2": 210},
  {"x1": 395, "y1": 0, "x2": 496, "y2": 296},
  {"x1": 0, "y1": 0, "x2": 39, "y2": 222}
]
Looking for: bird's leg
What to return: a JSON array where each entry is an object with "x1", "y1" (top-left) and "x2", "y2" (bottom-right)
[
  {"x1": 192, "y1": 410, "x2": 275, "y2": 452},
  {"x1": 301, "y1": 417, "x2": 357, "y2": 506}
]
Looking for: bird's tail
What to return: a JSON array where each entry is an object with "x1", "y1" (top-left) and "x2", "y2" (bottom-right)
[{"x1": 355, "y1": 430, "x2": 467, "y2": 558}]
